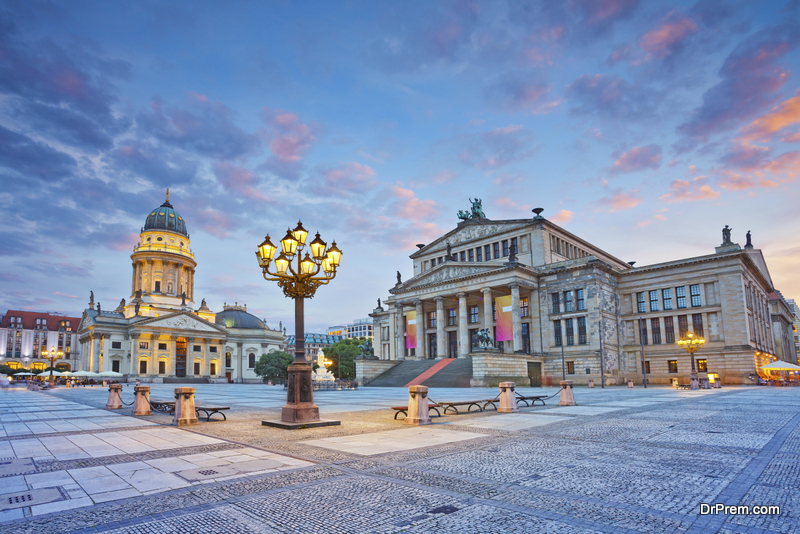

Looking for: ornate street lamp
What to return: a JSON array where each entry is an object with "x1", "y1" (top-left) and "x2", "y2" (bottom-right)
[
  {"x1": 256, "y1": 221, "x2": 342, "y2": 428},
  {"x1": 41, "y1": 345, "x2": 64, "y2": 385},
  {"x1": 677, "y1": 332, "x2": 705, "y2": 390}
]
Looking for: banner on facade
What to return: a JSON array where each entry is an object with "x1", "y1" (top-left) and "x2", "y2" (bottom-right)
[
  {"x1": 495, "y1": 295, "x2": 513, "y2": 341},
  {"x1": 406, "y1": 311, "x2": 417, "y2": 349}
]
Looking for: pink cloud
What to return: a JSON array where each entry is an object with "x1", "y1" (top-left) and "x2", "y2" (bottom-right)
[
  {"x1": 390, "y1": 186, "x2": 437, "y2": 219},
  {"x1": 320, "y1": 162, "x2": 377, "y2": 194},
  {"x1": 433, "y1": 170, "x2": 457, "y2": 184},
  {"x1": 111, "y1": 232, "x2": 140, "y2": 251},
  {"x1": 639, "y1": 12, "x2": 697, "y2": 58},
  {"x1": 262, "y1": 109, "x2": 316, "y2": 162},
  {"x1": 596, "y1": 189, "x2": 642, "y2": 212},
  {"x1": 610, "y1": 144, "x2": 662, "y2": 174},
  {"x1": 660, "y1": 177, "x2": 720, "y2": 203},
  {"x1": 214, "y1": 162, "x2": 270, "y2": 201},
  {"x1": 495, "y1": 197, "x2": 531, "y2": 214},
  {"x1": 739, "y1": 90, "x2": 800, "y2": 143},
  {"x1": 53, "y1": 291, "x2": 79, "y2": 299},
  {"x1": 195, "y1": 207, "x2": 234, "y2": 239},
  {"x1": 551, "y1": 209, "x2": 574, "y2": 224}
]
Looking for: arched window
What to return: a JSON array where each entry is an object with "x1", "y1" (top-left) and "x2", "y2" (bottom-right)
[
  {"x1": 248, "y1": 353, "x2": 256, "y2": 368},
  {"x1": 225, "y1": 352, "x2": 232, "y2": 367}
]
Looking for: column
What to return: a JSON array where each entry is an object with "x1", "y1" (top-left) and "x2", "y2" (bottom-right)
[
  {"x1": 131, "y1": 263, "x2": 136, "y2": 296},
  {"x1": 189, "y1": 269, "x2": 195, "y2": 300},
  {"x1": 169, "y1": 336, "x2": 178, "y2": 376},
  {"x1": 415, "y1": 300, "x2": 425, "y2": 360},
  {"x1": 150, "y1": 334, "x2": 157, "y2": 375},
  {"x1": 92, "y1": 334, "x2": 101, "y2": 373},
  {"x1": 482, "y1": 288, "x2": 493, "y2": 332},
  {"x1": 458, "y1": 292, "x2": 468, "y2": 358},
  {"x1": 236, "y1": 342, "x2": 243, "y2": 382},
  {"x1": 186, "y1": 337, "x2": 195, "y2": 376},
  {"x1": 101, "y1": 334, "x2": 109, "y2": 372},
  {"x1": 511, "y1": 284, "x2": 522, "y2": 352},
  {"x1": 130, "y1": 334, "x2": 138, "y2": 376},
  {"x1": 146, "y1": 260, "x2": 154, "y2": 294},
  {"x1": 395, "y1": 304, "x2": 405, "y2": 361},
  {"x1": 204, "y1": 338, "x2": 211, "y2": 376},
  {"x1": 388, "y1": 305, "x2": 396, "y2": 361},
  {"x1": 435, "y1": 297, "x2": 445, "y2": 358}
]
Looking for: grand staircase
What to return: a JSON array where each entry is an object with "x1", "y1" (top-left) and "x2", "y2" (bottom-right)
[{"x1": 366, "y1": 358, "x2": 473, "y2": 388}]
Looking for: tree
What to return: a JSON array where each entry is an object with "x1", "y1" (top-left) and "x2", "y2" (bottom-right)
[
  {"x1": 254, "y1": 350, "x2": 293, "y2": 382},
  {"x1": 325, "y1": 337, "x2": 365, "y2": 379}
]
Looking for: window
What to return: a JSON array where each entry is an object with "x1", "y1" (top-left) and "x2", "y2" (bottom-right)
[
  {"x1": 112, "y1": 360, "x2": 120, "y2": 373},
  {"x1": 485, "y1": 245, "x2": 491, "y2": 260},
  {"x1": 578, "y1": 317, "x2": 587, "y2": 344},
  {"x1": 154, "y1": 280, "x2": 161, "y2": 293},
  {"x1": 676, "y1": 286, "x2": 686, "y2": 308},
  {"x1": 210, "y1": 363, "x2": 217, "y2": 374},
  {"x1": 520, "y1": 297, "x2": 529, "y2": 318},
  {"x1": 552, "y1": 293, "x2": 560, "y2": 313},
  {"x1": 697, "y1": 358, "x2": 708, "y2": 372},
  {"x1": 577, "y1": 289, "x2": 585, "y2": 311},
  {"x1": 438, "y1": 257, "x2": 443, "y2": 265},
  {"x1": 429, "y1": 311, "x2": 437, "y2": 328},
  {"x1": 139, "y1": 341, "x2": 149, "y2": 349},
  {"x1": 643, "y1": 360, "x2": 651, "y2": 374},
  {"x1": 493, "y1": 242, "x2": 500, "y2": 259},
  {"x1": 690, "y1": 284, "x2": 701, "y2": 307},
  {"x1": 636, "y1": 292, "x2": 646, "y2": 313},
  {"x1": 448, "y1": 308, "x2": 457, "y2": 326},
  {"x1": 649, "y1": 290, "x2": 659, "y2": 312},
  {"x1": 158, "y1": 343, "x2": 167, "y2": 350},
  {"x1": 566, "y1": 361, "x2": 575, "y2": 374},
  {"x1": 663, "y1": 288, "x2": 672, "y2": 310},
  {"x1": 678, "y1": 315, "x2": 689, "y2": 338},
  {"x1": 554, "y1": 320, "x2": 562, "y2": 347},
  {"x1": 492, "y1": 302, "x2": 497, "y2": 321},
  {"x1": 476, "y1": 247, "x2": 482, "y2": 262},
  {"x1": 692, "y1": 313, "x2": 704, "y2": 338},
  {"x1": 460, "y1": 251, "x2": 466, "y2": 262},
  {"x1": 639, "y1": 319, "x2": 648, "y2": 345},
  {"x1": 158, "y1": 361, "x2": 166, "y2": 374},
  {"x1": 564, "y1": 291, "x2": 573, "y2": 312},
  {"x1": 468, "y1": 249, "x2": 474, "y2": 262},
  {"x1": 248, "y1": 353, "x2": 256, "y2": 368},
  {"x1": 112, "y1": 341, "x2": 122, "y2": 349},
  {"x1": 139, "y1": 361, "x2": 147, "y2": 374},
  {"x1": 665, "y1": 317, "x2": 675, "y2": 343},
  {"x1": 651, "y1": 318, "x2": 661, "y2": 344},
  {"x1": 191, "y1": 345, "x2": 200, "y2": 352},
  {"x1": 502, "y1": 240, "x2": 509, "y2": 257},
  {"x1": 566, "y1": 318, "x2": 574, "y2": 345},
  {"x1": 225, "y1": 352, "x2": 232, "y2": 367},
  {"x1": 511, "y1": 237, "x2": 518, "y2": 255},
  {"x1": 210, "y1": 346, "x2": 217, "y2": 353},
  {"x1": 194, "y1": 362, "x2": 201, "y2": 375},
  {"x1": 668, "y1": 360, "x2": 678, "y2": 373},
  {"x1": 469, "y1": 306, "x2": 479, "y2": 324}
]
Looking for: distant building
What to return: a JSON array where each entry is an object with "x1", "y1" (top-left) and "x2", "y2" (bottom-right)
[
  {"x1": 326, "y1": 325, "x2": 347, "y2": 337},
  {"x1": 769, "y1": 292, "x2": 797, "y2": 364},
  {"x1": 0, "y1": 311, "x2": 81, "y2": 371},
  {"x1": 786, "y1": 298, "x2": 800, "y2": 356},
  {"x1": 286, "y1": 333, "x2": 343, "y2": 361},
  {"x1": 326, "y1": 319, "x2": 374, "y2": 341}
]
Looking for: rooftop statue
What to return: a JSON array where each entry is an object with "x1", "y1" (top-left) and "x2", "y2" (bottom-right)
[
  {"x1": 457, "y1": 198, "x2": 486, "y2": 221},
  {"x1": 722, "y1": 225, "x2": 732, "y2": 245}
]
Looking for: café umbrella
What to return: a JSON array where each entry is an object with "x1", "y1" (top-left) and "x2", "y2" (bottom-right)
[{"x1": 759, "y1": 361, "x2": 800, "y2": 371}]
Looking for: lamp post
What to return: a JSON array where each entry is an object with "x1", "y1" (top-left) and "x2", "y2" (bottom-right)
[
  {"x1": 677, "y1": 332, "x2": 705, "y2": 390},
  {"x1": 41, "y1": 346, "x2": 64, "y2": 385},
  {"x1": 256, "y1": 221, "x2": 342, "y2": 428}
]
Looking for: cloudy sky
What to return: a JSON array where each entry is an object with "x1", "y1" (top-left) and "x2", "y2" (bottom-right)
[{"x1": 1, "y1": 0, "x2": 798, "y2": 332}]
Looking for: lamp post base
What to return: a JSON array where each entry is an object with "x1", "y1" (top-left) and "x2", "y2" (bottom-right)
[
  {"x1": 266, "y1": 362, "x2": 340, "y2": 429},
  {"x1": 690, "y1": 371, "x2": 699, "y2": 390},
  {"x1": 262, "y1": 419, "x2": 340, "y2": 430}
]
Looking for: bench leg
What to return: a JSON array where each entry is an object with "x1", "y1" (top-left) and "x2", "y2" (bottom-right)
[
  {"x1": 431, "y1": 408, "x2": 441, "y2": 417},
  {"x1": 394, "y1": 410, "x2": 406, "y2": 420}
]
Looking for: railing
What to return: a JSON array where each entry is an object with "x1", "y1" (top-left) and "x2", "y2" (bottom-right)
[{"x1": 133, "y1": 243, "x2": 195, "y2": 259}]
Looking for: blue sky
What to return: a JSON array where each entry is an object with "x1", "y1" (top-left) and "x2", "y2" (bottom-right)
[{"x1": 0, "y1": 0, "x2": 798, "y2": 332}]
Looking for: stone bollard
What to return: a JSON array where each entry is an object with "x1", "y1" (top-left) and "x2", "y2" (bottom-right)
[
  {"x1": 498, "y1": 382, "x2": 519, "y2": 413},
  {"x1": 588, "y1": 379, "x2": 594, "y2": 388},
  {"x1": 172, "y1": 387, "x2": 199, "y2": 426},
  {"x1": 627, "y1": 379, "x2": 634, "y2": 388},
  {"x1": 559, "y1": 380, "x2": 576, "y2": 406},
  {"x1": 106, "y1": 384, "x2": 123, "y2": 409},
  {"x1": 133, "y1": 385, "x2": 152, "y2": 416},
  {"x1": 405, "y1": 385, "x2": 431, "y2": 425}
]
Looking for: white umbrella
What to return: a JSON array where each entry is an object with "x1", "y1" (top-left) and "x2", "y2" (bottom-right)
[
  {"x1": 71, "y1": 370, "x2": 99, "y2": 377},
  {"x1": 760, "y1": 361, "x2": 800, "y2": 371},
  {"x1": 98, "y1": 371, "x2": 123, "y2": 377},
  {"x1": 13, "y1": 372, "x2": 33, "y2": 376}
]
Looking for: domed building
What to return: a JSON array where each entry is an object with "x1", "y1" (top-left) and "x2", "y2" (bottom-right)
[{"x1": 76, "y1": 191, "x2": 286, "y2": 383}]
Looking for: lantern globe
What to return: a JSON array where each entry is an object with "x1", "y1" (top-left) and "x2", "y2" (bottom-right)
[
  {"x1": 281, "y1": 229, "x2": 298, "y2": 257},
  {"x1": 309, "y1": 232, "x2": 327, "y2": 260},
  {"x1": 300, "y1": 253, "x2": 315, "y2": 275},
  {"x1": 292, "y1": 221, "x2": 309, "y2": 246},
  {"x1": 327, "y1": 242, "x2": 342, "y2": 267},
  {"x1": 274, "y1": 252, "x2": 290, "y2": 275},
  {"x1": 258, "y1": 235, "x2": 277, "y2": 262}
]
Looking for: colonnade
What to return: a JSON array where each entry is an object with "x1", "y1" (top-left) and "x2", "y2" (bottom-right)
[{"x1": 130, "y1": 258, "x2": 195, "y2": 300}]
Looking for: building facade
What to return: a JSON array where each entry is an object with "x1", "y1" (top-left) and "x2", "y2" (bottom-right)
[
  {"x1": 327, "y1": 319, "x2": 374, "y2": 341},
  {"x1": 76, "y1": 192, "x2": 285, "y2": 383},
  {"x1": 370, "y1": 210, "x2": 787, "y2": 385},
  {"x1": 286, "y1": 333, "x2": 343, "y2": 360},
  {"x1": 0, "y1": 311, "x2": 81, "y2": 371}
]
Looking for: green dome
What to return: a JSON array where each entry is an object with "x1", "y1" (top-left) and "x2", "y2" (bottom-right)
[
  {"x1": 143, "y1": 199, "x2": 188, "y2": 237},
  {"x1": 215, "y1": 309, "x2": 265, "y2": 329}
]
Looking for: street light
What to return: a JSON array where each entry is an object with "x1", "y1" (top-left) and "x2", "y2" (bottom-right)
[
  {"x1": 41, "y1": 346, "x2": 64, "y2": 384},
  {"x1": 677, "y1": 332, "x2": 705, "y2": 390},
  {"x1": 256, "y1": 222, "x2": 342, "y2": 428}
]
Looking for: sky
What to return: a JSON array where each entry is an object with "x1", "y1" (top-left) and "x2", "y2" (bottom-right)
[{"x1": 0, "y1": 0, "x2": 799, "y2": 333}]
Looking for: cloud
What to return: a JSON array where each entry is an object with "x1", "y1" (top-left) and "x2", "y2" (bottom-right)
[
  {"x1": 137, "y1": 94, "x2": 260, "y2": 161},
  {"x1": 456, "y1": 125, "x2": 536, "y2": 171},
  {"x1": 610, "y1": 144, "x2": 662, "y2": 174},
  {"x1": 572, "y1": 0, "x2": 640, "y2": 29},
  {"x1": 111, "y1": 141, "x2": 198, "y2": 187},
  {"x1": 495, "y1": 197, "x2": 531, "y2": 214},
  {"x1": 678, "y1": 22, "x2": 800, "y2": 141},
  {"x1": 715, "y1": 171, "x2": 777, "y2": 191},
  {"x1": 639, "y1": 12, "x2": 698, "y2": 59},
  {"x1": 390, "y1": 186, "x2": 437, "y2": 219},
  {"x1": 739, "y1": 89, "x2": 800, "y2": 143},
  {"x1": 566, "y1": 74, "x2": 656, "y2": 119},
  {"x1": 595, "y1": 189, "x2": 642, "y2": 211},
  {"x1": 660, "y1": 176, "x2": 720, "y2": 202},
  {"x1": 313, "y1": 162, "x2": 377, "y2": 196},
  {"x1": 214, "y1": 162, "x2": 270, "y2": 202},
  {"x1": 485, "y1": 72, "x2": 557, "y2": 113},
  {"x1": 0, "y1": 125, "x2": 76, "y2": 180},
  {"x1": 433, "y1": 170, "x2": 458, "y2": 184},
  {"x1": 550, "y1": 209, "x2": 574, "y2": 224}
]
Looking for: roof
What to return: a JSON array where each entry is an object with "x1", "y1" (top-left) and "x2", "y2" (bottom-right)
[
  {"x1": 286, "y1": 333, "x2": 342, "y2": 346},
  {"x1": 143, "y1": 198, "x2": 188, "y2": 237},
  {"x1": 215, "y1": 309, "x2": 265, "y2": 329},
  {"x1": 0, "y1": 310, "x2": 81, "y2": 330}
]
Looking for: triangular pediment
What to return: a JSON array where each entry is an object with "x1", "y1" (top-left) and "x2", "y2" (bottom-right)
[
  {"x1": 136, "y1": 311, "x2": 226, "y2": 333},
  {"x1": 77, "y1": 311, "x2": 94, "y2": 333},
  {"x1": 412, "y1": 219, "x2": 533, "y2": 257},
  {"x1": 395, "y1": 263, "x2": 501, "y2": 292}
]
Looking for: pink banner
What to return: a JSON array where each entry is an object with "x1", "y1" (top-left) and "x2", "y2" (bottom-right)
[
  {"x1": 406, "y1": 311, "x2": 417, "y2": 349},
  {"x1": 495, "y1": 295, "x2": 513, "y2": 341}
]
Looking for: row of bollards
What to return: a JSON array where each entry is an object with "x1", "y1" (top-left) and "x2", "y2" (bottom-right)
[
  {"x1": 405, "y1": 380, "x2": 576, "y2": 426},
  {"x1": 106, "y1": 384, "x2": 198, "y2": 426}
]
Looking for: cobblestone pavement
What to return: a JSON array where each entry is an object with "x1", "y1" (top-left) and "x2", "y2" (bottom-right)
[{"x1": 1, "y1": 384, "x2": 798, "y2": 533}]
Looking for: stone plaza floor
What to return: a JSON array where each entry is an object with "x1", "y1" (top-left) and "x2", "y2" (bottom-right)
[{"x1": 0, "y1": 383, "x2": 798, "y2": 533}]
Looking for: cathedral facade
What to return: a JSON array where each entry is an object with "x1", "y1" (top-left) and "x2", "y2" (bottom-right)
[{"x1": 76, "y1": 192, "x2": 285, "y2": 383}]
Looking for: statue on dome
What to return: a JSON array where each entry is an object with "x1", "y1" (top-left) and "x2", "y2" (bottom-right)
[{"x1": 181, "y1": 292, "x2": 187, "y2": 305}]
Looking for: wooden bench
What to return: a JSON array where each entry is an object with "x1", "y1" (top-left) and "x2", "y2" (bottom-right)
[
  {"x1": 433, "y1": 399, "x2": 497, "y2": 415},
  {"x1": 195, "y1": 405, "x2": 230, "y2": 421},
  {"x1": 677, "y1": 384, "x2": 691, "y2": 390},
  {"x1": 515, "y1": 394, "x2": 547, "y2": 407},
  {"x1": 391, "y1": 404, "x2": 441, "y2": 419},
  {"x1": 150, "y1": 399, "x2": 176, "y2": 413}
]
